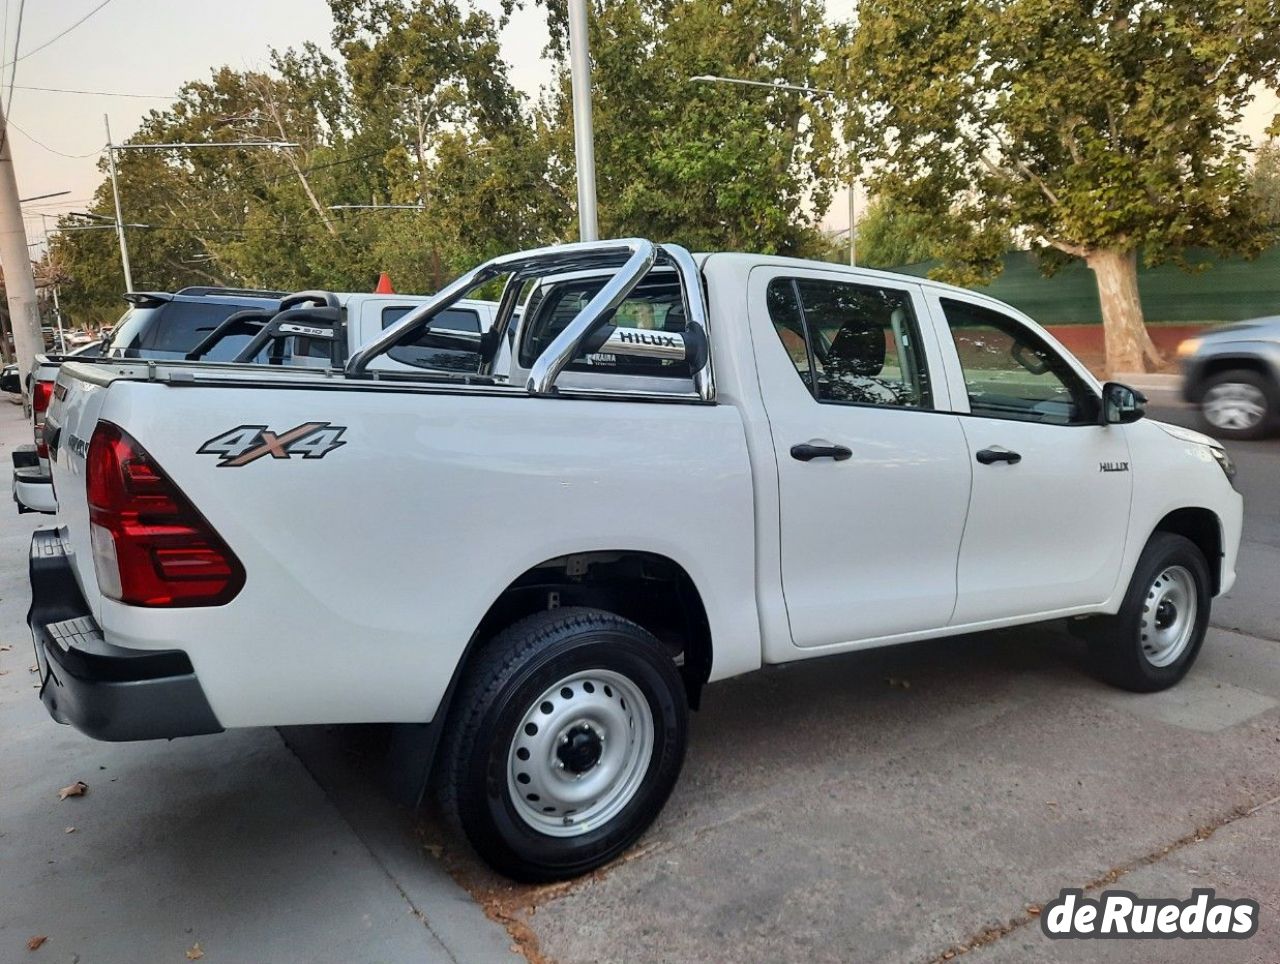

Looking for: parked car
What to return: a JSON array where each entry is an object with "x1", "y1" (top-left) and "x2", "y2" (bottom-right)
[
  {"x1": 1178, "y1": 316, "x2": 1280, "y2": 439},
  {"x1": 33, "y1": 239, "x2": 1241, "y2": 881},
  {"x1": 2, "y1": 362, "x2": 20, "y2": 403}
]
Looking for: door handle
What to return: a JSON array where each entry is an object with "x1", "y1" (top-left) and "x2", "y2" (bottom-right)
[
  {"x1": 976, "y1": 447, "x2": 1022, "y2": 465},
  {"x1": 790, "y1": 442, "x2": 853, "y2": 462}
]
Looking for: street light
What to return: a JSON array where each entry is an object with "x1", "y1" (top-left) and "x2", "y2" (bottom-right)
[
  {"x1": 690, "y1": 74, "x2": 859, "y2": 267},
  {"x1": 103, "y1": 113, "x2": 299, "y2": 291}
]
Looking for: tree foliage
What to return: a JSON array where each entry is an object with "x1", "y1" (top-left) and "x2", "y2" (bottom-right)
[
  {"x1": 545, "y1": 0, "x2": 841, "y2": 254},
  {"x1": 51, "y1": 0, "x2": 843, "y2": 327},
  {"x1": 836, "y1": 0, "x2": 1280, "y2": 372},
  {"x1": 1252, "y1": 139, "x2": 1280, "y2": 231}
]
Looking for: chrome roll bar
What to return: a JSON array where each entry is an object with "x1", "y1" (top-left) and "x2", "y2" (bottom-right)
[{"x1": 344, "y1": 237, "x2": 714, "y2": 401}]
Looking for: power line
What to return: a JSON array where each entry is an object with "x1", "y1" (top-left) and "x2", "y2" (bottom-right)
[
  {"x1": 5, "y1": 116, "x2": 102, "y2": 157},
  {"x1": 1, "y1": 0, "x2": 117, "y2": 69},
  {"x1": 12, "y1": 84, "x2": 173, "y2": 99}
]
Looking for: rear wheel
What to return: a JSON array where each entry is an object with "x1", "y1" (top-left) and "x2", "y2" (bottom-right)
[
  {"x1": 438, "y1": 607, "x2": 687, "y2": 881},
  {"x1": 1085, "y1": 532, "x2": 1211, "y2": 692},
  {"x1": 1199, "y1": 369, "x2": 1275, "y2": 440}
]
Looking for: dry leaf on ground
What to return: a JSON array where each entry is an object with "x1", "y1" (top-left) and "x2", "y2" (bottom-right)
[
  {"x1": 57, "y1": 781, "x2": 88, "y2": 801},
  {"x1": 64, "y1": 827, "x2": 76, "y2": 834},
  {"x1": 26, "y1": 935, "x2": 47, "y2": 950},
  {"x1": 186, "y1": 943, "x2": 204, "y2": 960}
]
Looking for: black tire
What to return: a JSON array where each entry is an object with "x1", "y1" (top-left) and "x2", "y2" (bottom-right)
[
  {"x1": 1197, "y1": 368, "x2": 1276, "y2": 441},
  {"x1": 437, "y1": 607, "x2": 687, "y2": 882},
  {"x1": 1085, "y1": 532, "x2": 1211, "y2": 692}
]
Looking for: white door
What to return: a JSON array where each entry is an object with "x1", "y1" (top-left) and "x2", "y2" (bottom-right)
[
  {"x1": 927, "y1": 294, "x2": 1134, "y2": 624},
  {"x1": 749, "y1": 267, "x2": 974, "y2": 649}
]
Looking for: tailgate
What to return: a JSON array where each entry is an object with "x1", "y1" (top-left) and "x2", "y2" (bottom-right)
[{"x1": 44, "y1": 362, "x2": 119, "y2": 619}]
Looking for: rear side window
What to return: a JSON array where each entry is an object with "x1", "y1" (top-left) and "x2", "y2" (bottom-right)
[
  {"x1": 381, "y1": 306, "x2": 482, "y2": 372},
  {"x1": 105, "y1": 307, "x2": 157, "y2": 356},
  {"x1": 766, "y1": 277, "x2": 932, "y2": 409},
  {"x1": 518, "y1": 277, "x2": 690, "y2": 378},
  {"x1": 110, "y1": 302, "x2": 266, "y2": 358}
]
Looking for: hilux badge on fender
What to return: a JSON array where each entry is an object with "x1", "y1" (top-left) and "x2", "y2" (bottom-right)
[
  {"x1": 198, "y1": 422, "x2": 347, "y2": 467},
  {"x1": 1100, "y1": 460, "x2": 1130, "y2": 473}
]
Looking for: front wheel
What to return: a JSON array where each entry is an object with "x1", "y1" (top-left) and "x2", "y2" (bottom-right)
[
  {"x1": 1084, "y1": 532, "x2": 1211, "y2": 692},
  {"x1": 438, "y1": 607, "x2": 687, "y2": 881}
]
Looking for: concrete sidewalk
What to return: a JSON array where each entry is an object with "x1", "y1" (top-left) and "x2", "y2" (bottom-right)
[{"x1": 0, "y1": 405, "x2": 517, "y2": 964}]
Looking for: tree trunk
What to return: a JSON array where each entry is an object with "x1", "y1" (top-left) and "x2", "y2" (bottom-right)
[{"x1": 1085, "y1": 247, "x2": 1163, "y2": 376}]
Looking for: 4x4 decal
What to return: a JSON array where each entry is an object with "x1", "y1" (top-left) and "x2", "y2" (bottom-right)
[{"x1": 198, "y1": 422, "x2": 347, "y2": 467}]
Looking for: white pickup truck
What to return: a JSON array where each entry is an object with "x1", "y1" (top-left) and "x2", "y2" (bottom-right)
[{"x1": 32, "y1": 239, "x2": 1242, "y2": 881}]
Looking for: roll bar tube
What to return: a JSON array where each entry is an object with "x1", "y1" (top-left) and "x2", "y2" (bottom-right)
[{"x1": 344, "y1": 238, "x2": 713, "y2": 401}]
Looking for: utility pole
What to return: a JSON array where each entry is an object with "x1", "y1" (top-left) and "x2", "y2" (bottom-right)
[
  {"x1": 0, "y1": 98, "x2": 44, "y2": 380},
  {"x1": 567, "y1": 0, "x2": 599, "y2": 241},
  {"x1": 848, "y1": 179, "x2": 857, "y2": 267},
  {"x1": 104, "y1": 115, "x2": 134, "y2": 292}
]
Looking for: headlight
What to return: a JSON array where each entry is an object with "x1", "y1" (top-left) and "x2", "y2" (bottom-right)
[
  {"x1": 1176, "y1": 337, "x2": 1202, "y2": 359},
  {"x1": 1211, "y1": 446, "x2": 1236, "y2": 483}
]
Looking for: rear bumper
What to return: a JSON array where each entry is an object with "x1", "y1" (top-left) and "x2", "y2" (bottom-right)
[
  {"x1": 13, "y1": 452, "x2": 56, "y2": 513},
  {"x1": 28, "y1": 528, "x2": 223, "y2": 742}
]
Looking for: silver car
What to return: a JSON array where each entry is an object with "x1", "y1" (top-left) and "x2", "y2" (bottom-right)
[{"x1": 1179, "y1": 317, "x2": 1280, "y2": 439}]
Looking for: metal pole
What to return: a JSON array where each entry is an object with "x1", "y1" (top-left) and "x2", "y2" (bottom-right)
[
  {"x1": 567, "y1": 0, "x2": 599, "y2": 241},
  {"x1": 104, "y1": 115, "x2": 134, "y2": 292},
  {"x1": 848, "y1": 177, "x2": 857, "y2": 267},
  {"x1": 51, "y1": 283, "x2": 65, "y2": 351},
  {"x1": 0, "y1": 97, "x2": 44, "y2": 376}
]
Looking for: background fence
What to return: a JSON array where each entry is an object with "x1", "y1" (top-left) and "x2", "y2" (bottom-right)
[{"x1": 894, "y1": 246, "x2": 1280, "y2": 325}]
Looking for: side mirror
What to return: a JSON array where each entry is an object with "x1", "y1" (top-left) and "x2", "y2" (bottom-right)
[
  {"x1": 0, "y1": 367, "x2": 20, "y2": 395},
  {"x1": 1101, "y1": 381, "x2": 1146, "y2": 425}
]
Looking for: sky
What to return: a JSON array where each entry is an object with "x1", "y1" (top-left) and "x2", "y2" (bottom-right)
[{"x1": 5, "y1": 0, "x2": 1277, "y2": 255}]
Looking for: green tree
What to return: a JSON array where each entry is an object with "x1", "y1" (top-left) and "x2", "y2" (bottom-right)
[
  {"x1": 837, "y1": 0, "x2": 1280, "y2": 373},
  {"x1": 855, "y1": 198, "x2": 939, "y2": 269},
  {"x1": 543, "y1": 0, "x2": 842, "y2": 254},
  {"x1": 1252, "y1": 139, "x2": 1280, "y2": 231}
]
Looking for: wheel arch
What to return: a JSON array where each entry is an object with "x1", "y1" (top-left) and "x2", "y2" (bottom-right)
[
  {"x1": 1152, "y1": 507, "x2": 1223, "y2": 595},
  {"x1": 1193, "y1": 355, "x2": 1278, "y2": 399},
  {"x1": 465, "y1": 549, "x2": 714, "y2": 706}
]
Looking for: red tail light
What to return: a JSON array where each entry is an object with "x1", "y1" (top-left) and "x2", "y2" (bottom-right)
[
  {"x1": 32, "y1": 380, "x2": 53, "y2": 459},
  {"x1": 86, "y1": 422, "x2": 244, "y2": 607}
]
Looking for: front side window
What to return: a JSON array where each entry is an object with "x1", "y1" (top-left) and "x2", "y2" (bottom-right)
[
  {"x1": 766, "y1": 277, "x2": 932, "y2": 409},
  {"x1": 381, "y1": 305, "x2": 482, "y2": 372},
  {"x1": 941, "y1": 298, "x2": 1097, "y2": 425}
]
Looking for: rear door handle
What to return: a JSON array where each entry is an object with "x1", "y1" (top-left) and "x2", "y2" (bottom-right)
[
  {"x1": 790, "y1": 442, "x2": 853, "y2": 462},
  {"x1": 976, "y1": 447, "x2": 1021, "y2": 465}
]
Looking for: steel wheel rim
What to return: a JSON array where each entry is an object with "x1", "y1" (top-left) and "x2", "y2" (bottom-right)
[
  {"x1": 506, "y1": 669, "x2": 655, "y2": 838},
  {"x1": 1203, "y1": 383, "x2": 1266, "y2": 430},
  {"x1": 1140, "y1": 565, "x2": 1197, "y2": 668}
]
